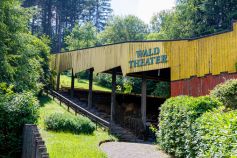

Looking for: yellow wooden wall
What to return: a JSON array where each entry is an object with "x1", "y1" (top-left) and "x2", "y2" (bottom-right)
[{"x1": 52, "y1": 22, "x2": 237, "y2": 81}]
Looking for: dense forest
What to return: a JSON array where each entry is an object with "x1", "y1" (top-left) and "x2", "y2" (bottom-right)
[
  {"x1": 0, "y1": 0, "x2": 237, "y2": 157},
  {"x1": 22, "y1": 0, "x2": 237, "y2": 52}
]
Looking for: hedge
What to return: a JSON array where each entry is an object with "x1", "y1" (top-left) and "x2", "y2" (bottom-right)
[
  {"x1": 45, "y1": 113, "x2": 96, "y2": 134},
  {"x1": 194, "y1": 108, "x2": 237, "y2": 157},
  {"x1": 0, "y1": 92, "x2": 39, "y2": 157},
  {"x1": 210, "y1": 79, "x2": 237, "y2": 109},
  {"x1": 157, "y1": 96, "x2": 222, "y2": 157}
]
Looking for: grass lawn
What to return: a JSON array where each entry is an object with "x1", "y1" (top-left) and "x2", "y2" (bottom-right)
[
  {"x1": 60, "y1": 75, "x2": 111, "y2": 92},
  {"x1": 38, "y1": 95, "x2": 114, "y2": 158}
]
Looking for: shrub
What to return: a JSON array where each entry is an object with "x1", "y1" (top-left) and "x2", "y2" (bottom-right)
[
  {"x1": 0, "y1": 92, "x2": 39, "y2": 157},
  {"x1": 157, "y1": 96, "x2": 221, "y2": 157},
  {"x1": 152, "y1": 82, "x2": 170, "y2": 98},
  {"x1": 210, "y1": 79, "x2": 237, "y2": 109},
  {"x1": 94, "y1": 73, "x2": 112, "y2": 89},
  {"x1": 45, "y1": 113, "x2": 96, "y2": 134},
  {"x1": 194, "y1": 108, "x2": 237, "y2": 157}
]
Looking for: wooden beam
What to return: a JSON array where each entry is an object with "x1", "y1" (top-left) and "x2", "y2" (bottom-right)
[
  {"x1": 56, "y1": 73, "x2": 60, "y2": 91},
  {"x1": 88, "y1": 68, "x2": 93, "y2": 109},
  {"x1": 127, "y1": 74, "x2": 170, "y2": 81},
  {"x1": 141, "y1": 73, "x2": 147, "y2": 128},
  {"x1": 111, "y1": 69, "x2": 116, "y2": 122},
  {"x1": 71, "y1": 69, "x2": 75, "y2": 98}
]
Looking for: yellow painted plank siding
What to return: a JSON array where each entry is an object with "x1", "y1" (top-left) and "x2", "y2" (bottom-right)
[{"x1": 52, "y1": 22, "x2": 237, "y2": 81}]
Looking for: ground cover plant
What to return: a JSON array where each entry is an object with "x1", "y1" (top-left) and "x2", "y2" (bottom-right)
[
  {"x1": 45, "y1": 113, "x2": 96, "y2": 134},
  {"x1": 38, "y1": 95, "x2": 114, "y2": 158}
]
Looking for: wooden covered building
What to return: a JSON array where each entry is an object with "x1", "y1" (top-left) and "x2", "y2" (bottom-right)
[{"x1": 51, "y1": 21, "x2": 237, "y2": 129}]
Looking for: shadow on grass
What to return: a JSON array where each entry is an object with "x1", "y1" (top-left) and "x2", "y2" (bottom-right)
[{"x1": 39, "y1": 95, "x2": 51, "y2": 107}]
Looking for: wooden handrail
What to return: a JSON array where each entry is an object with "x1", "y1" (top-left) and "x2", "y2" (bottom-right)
[{"x1": 48, "y1": 90, "x2": 110, "y2": 129}]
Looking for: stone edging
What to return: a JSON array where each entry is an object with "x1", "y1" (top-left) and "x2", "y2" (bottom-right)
[{"x1": 99, "y1": 139, "x2": 116, "y2": 146}]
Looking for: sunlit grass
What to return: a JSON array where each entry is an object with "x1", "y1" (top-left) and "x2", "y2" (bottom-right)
[
  {"x1": 60, "y1": 75, "x2": 111, "y2": 92},
  {"x1": 38, "y1": 96, "x2": 114, "y2": 158}
]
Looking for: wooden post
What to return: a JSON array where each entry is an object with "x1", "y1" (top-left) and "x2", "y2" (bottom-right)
[
  {"x1": 56, "y1": 73, "x2": 60, "y2": 91},
  {"x1": 141, "y1": 73, "x2": 147, "y2": 128},
  {"x1": 71, "y1": 69, "x2": 75, "y2": 98},
  {"x1": 111, "y1": 69, "x2": 116, "y2": 123},
  {"x1": 88, "y1": 68, "x2": 93, "y2": 109}
]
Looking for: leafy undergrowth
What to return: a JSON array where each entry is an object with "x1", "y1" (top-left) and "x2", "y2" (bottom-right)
[
  {"x1": 38, "y1": 95, "x2": 114, "y2": 158},
  {"x1": 60, "y1": 75, "x2": 111, "y2": 92}
]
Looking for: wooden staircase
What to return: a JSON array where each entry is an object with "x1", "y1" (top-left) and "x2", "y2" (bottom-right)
[
  {"x1": 110, "y1": 123, "x2": 144, "y2": 142},
  {"x1": 56, "y1": 91, "x2": 143, "y2": 142}
]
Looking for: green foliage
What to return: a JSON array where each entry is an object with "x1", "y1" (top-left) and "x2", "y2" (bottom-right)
[
  {"x1": 145, "y1": 32, "x2": 167, "y2": 40},
  {"x1": 210, "y1": 79, "x2": 237, "y2": 109},
  {"x1": 194, "y1": 108, "x2": 237, "y2": 157},
  {"x1": 0, "y1": 0, "x2": 50, "y2": 94},
  {"x1": 152, "y1": 82, "x2": 170, "y2": 98},
  {"x1": 95, "y1": 73, "x2": 112, "y2": 89},
  {"x1": 98, "y1": 15, "x2": 148, "y2": 44},
  {"x1": 0, "y1": 92, "x2": 39, "y2": 157},
  {"x1": 0, "y1": 83, "x2": 14, "y2": 95},
  {"x1": 23, "y1": 0, "x2": 112, "y2": 52},
  {"x1": 151, "y1": 0, "x2": 237, "y2": 39},
  {"x1": 123, "y1": 79, "x2": 133, "y2": 94},
  {"x1": 157, "y1": 96, "x2": 221, "y2": 157},
  {"x1": 76, "y1": 71, "x2": 89, "y2": 80},
  {"x1": 45, "y1": 113, "x2": 96, "y2": 134},
  {"x1": 0, "y1": 1, "x2": 50, "y2": 157},
  {"x1": 38, "y1": 95, "x2": 114, "y2": 158},
  {"x1": 65, "y1": 22, "x2": 97, "y2": 50}
]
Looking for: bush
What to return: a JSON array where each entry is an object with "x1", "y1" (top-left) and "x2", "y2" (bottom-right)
[
  {"x1": 210, "y1": 79, "x2": 237, "y2": 109},
  {"x1": 45, "y1": 113, "x2": 96, "y2": 134},
  {"x1": 0, "y1": 92, "x2": 39, "y2": 157},
  {"x1": 157, "y1": 96, "x2": 221, "y2": 157},
  {"x1": 152, "y1": 82, "x2": 170, "y2": 98},
  {"x1": 76, "y1": 70, "x2": 89, "y2": 80},
  {"x1": 95, "y1": 73, "x2": 112, "y2": 89},
  {"x1": 194, "y1": 108, "x2": 237, "y2": 157}
]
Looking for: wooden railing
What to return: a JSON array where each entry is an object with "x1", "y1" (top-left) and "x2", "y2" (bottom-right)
[
  {"x1": 115, "y1": 113, "x2": 145, "y2": 138},
  {"x1": 124, "y1": 117, "x2": 145, "y2": 137},
  {"x1": 47, "y1": 90, "x2": 110, "y2": 129}
]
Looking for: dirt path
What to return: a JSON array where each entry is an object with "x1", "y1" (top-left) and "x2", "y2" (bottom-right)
[{"x1": 100, "y1": 142, "x2": 171, "y2": 158}]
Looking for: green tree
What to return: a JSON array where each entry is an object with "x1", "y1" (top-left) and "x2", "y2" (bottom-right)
[
  {"x1": 93, "y1": 0, "x2": 112, "y2": 31},
  {"x1": 151, "y1": 0, "x2": 237, "y2": 39},
  {"x1": 0, "y1": 0, "x2": 50, "y2": 157},
  {"x1": 0, "y1": 0, "x2": 50, "y2": 93},
  {"x1": 23, "y1": 0, "x2": 113, "y2": 52},
  {"x1": 98, "y1": 15, "x2": 148, "y2": 44},
  {"x1": 65, "y1": 22, "x2": 97, "y2": 50}
]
